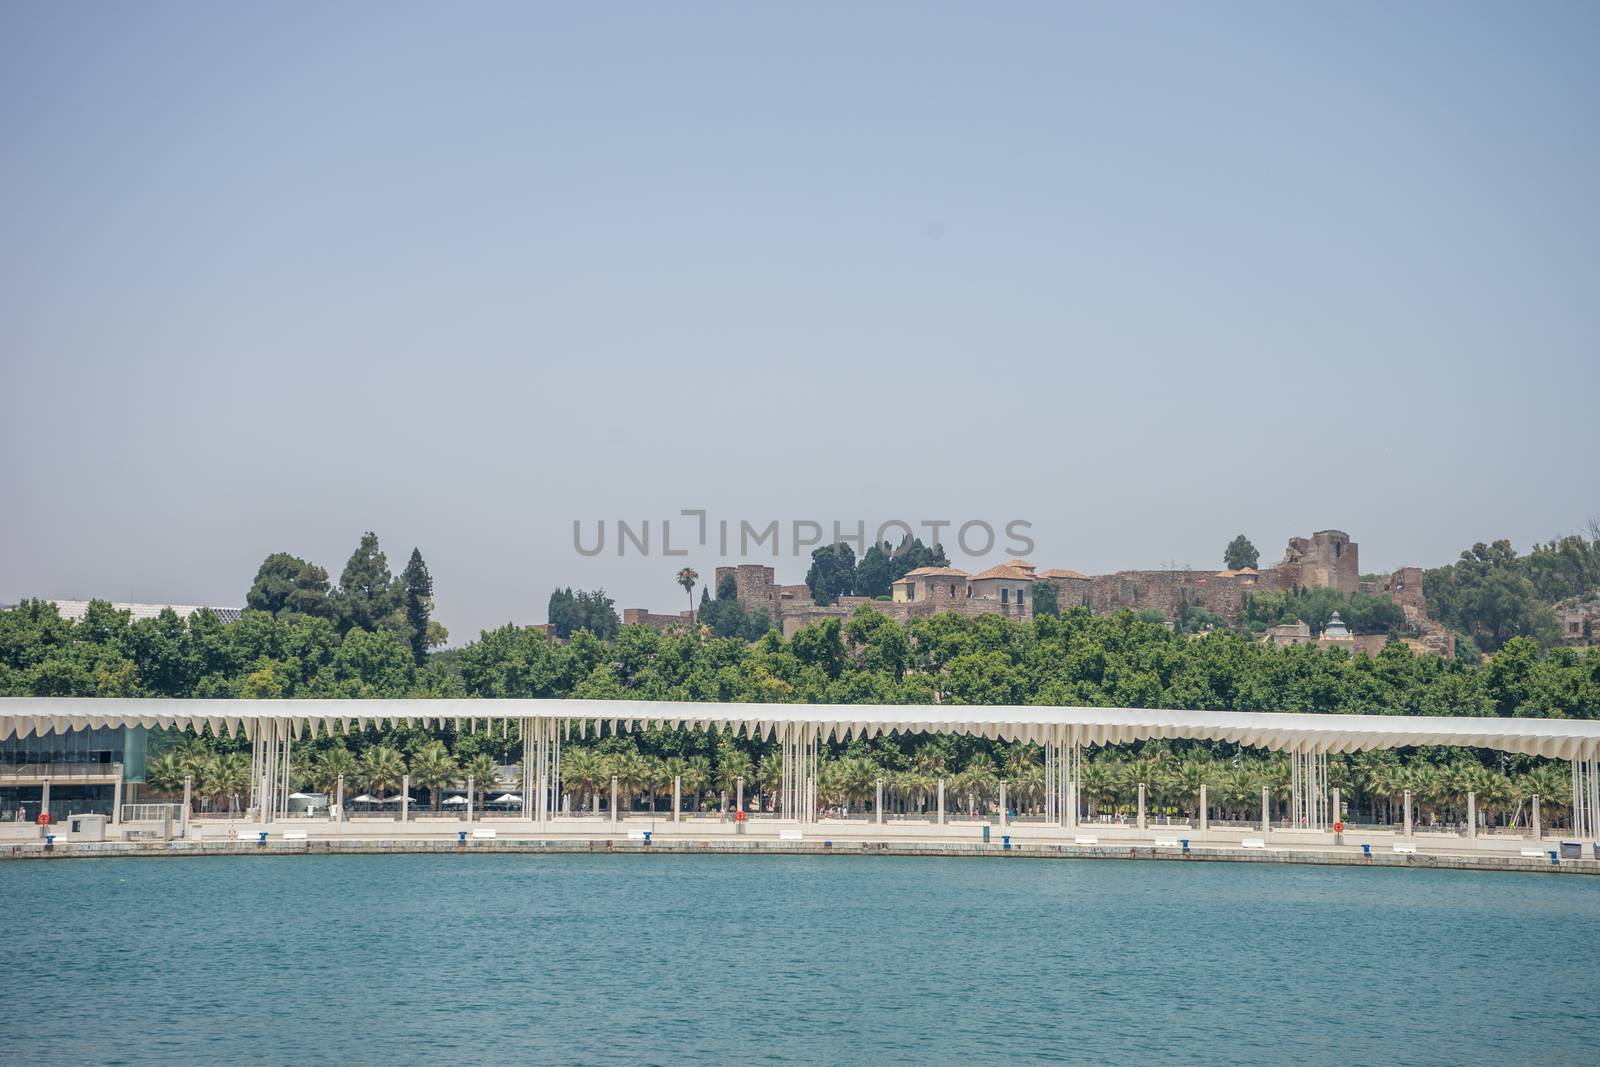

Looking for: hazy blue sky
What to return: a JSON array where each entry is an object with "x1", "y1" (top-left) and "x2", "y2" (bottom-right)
[{"x1": 3, "y1": 2, "x2": 1596, "y2": 641}]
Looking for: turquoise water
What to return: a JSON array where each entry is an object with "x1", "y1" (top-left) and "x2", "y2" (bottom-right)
[{"x1": 6, "y1": 855, "x2": 1598, "y2": 1066}]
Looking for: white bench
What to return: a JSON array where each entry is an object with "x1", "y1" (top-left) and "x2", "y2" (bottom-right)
[
  {"x1": 1393, "y1": 842, "x2": 1417, "y2": 855},
  {"x1": 281, "y1": 832, "x2": 308, "y2": 841},
  {"x1": 1520, "y1": 847, "x2": 1545, "y2": 858},
  {"x1": 471, "y1": 828, "x2": 497, "y2": 839},
  {"x1": 1074, "y1": 835, "x2": 1099, "y2": 845},
  {"x1": 779, "y1": 830, "x2": 803, "y2": 841},
  {"x1": 1154, "y1": 837, "x2": 1180, "y2": 848},
  {"x1": 1241, "y1": 837, "x2": 1266, "y2": 850},
  {"x1": 626, "y1": 829, "x2": 646, "y2": 840}
]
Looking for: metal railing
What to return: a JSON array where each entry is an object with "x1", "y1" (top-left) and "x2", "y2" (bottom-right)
[{"x1": 0, "y1": 762, "x2": 124, "y2": 781}]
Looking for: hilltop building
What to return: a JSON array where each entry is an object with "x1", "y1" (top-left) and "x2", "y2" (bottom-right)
[{"x1": 621, "y1": 529, "x2": 1452, "y2": 652}]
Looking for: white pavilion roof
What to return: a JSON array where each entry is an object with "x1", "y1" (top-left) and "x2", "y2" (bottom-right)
[{"x1": 3, "y1": 697, "x2": 1599, "y2": 760}]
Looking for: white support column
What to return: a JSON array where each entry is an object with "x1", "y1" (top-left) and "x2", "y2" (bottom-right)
[
  {"x1": 1199, "y1": 783, "x2": 1208, "y2": 833},
  {"x1": 401, "y1": 775, "x2": 410, "y2": 823},
  {"x1": 466, "y1": 777, "x2": 474, "y2": 824},
  {"x1": 1466, "y1": 791, "x2": 1476, "y2": 839},
  {"x1": 1402, "y1": 789, "x2": 1412, "y2": 837},
  {"x1": 673, "y1": 776, "x2": 682, "y2": 823},
  {"x1": 337, "y1": 774, "x2": 346, "y2": 824},
  {"x1": 1532, "y1": 794, "x2": 1542, "y2": 841},
  {"x1": 180, "y1": 776, "x2": 191, "y2": 838},
  {"x1": 1137, "y1": 782, "x2": 1146, "y2": 831},
  {"x1": 1332, "y1": 786, "x2": 1341, "y2": 828},
  {"x1": 610, "y1": 776, "x2": 619, "y2": 825},
  {"x1": 737, "y1": 776, "x2": 745, "y2": 815},
  {"x1": 937, "y1": 778, "x2": 945, "y2": 825},
  {"x1": 112, "y1": 775, "x2": 123, "y2": 826},
  {"x1": 999, "y1": 781, "x2": 1008, "y2": 828},
  {"x1": 1261, "y1": 785, "x2": 1271, "y2": 838},
  {"x1": 875, "y1": 778, "x2": 884, "y2": 825}
]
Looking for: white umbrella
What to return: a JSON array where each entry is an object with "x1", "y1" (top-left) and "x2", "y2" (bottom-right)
[
  {"x1": 442, "y1": 795, "x2": 470, "y2": 806},
  {"x1": 381, "y1": 795, "x2": 414, "y2": 804},
  {"x1": 490, "y1": 793, "x2": 523, "y2": 805},
  {"x1": 350, "y1": 795, "x2": 378, "y2": 804},
  {"x1": 288, "y1": 792, "x2": 318, "y2": 800}
]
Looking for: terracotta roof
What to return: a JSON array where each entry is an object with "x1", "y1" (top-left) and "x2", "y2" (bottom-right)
[
  {"x1": 1037, "y1": 569, "x2": 1087, "y2": 580},
  {"x1": 971, "y1": 563, "x2": 1036, "y2": 581},
  {"x1": 1216, "y1": 569, "x2": 1237, "y2": 577},
  {"x1": 1009, "y1": 560, "x2": 1038, "y2": 572},
  {"x1": 899, "y1": 566, "x2": 970, "y2": 578}
]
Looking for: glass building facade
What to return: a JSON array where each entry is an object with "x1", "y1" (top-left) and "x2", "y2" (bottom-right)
[{"x1": 0, "y1": 726, "x2": 147, "y2": 824}]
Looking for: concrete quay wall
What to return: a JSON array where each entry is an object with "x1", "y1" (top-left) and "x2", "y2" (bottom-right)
[{"x1": 4, "y1": 834, "x2": 1596, "y2": 877}]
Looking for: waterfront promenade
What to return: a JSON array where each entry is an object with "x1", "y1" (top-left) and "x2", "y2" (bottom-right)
[{"x1": 6, "y1": 811, "x2": 1596, "y2": 874}]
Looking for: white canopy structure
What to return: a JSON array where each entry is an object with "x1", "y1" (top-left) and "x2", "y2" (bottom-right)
[{"x1": 2, "y1": 697, "x2": 1597, "y2": 833}]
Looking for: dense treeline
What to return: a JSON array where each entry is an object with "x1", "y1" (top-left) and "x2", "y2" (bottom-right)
[
  {"x1": 6, "y1": 598, "x2": 1594, "y2": 823},
  {"x1": 5, "y1": 596, "x2": 1596, "y2": 715},
  {"x1": 1424, "y1": 529, "x2": 1600, "y2": 653}
]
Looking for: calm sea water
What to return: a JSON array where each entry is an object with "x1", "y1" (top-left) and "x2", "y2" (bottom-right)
[{"x1": 6, "y1": 853, "x2": 1598, "y2": 1066}]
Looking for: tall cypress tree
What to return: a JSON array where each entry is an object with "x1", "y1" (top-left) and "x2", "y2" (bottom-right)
[{"x1": 401, "y1": 547, "x2": 433, "y2": 665}]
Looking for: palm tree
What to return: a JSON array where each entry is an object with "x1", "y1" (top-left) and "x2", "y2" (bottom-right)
[
  {"x1": 560, "y1": 748, "x2": 607, "y2": 814},
  {"x1": 677, "y1": 567, "x2": 699, "y2": 626},
  {"x1": 756, "y1": 752, "x2": 783, "y2": 813},
  {"x1": 610, "y1": 751, "x2": 652, "y2": 813},
  {"x1": 201, "y1": 753, "x2": 249, "y2": 814},
  {"x1": 717, "y1": 746, "x2": 754, "y2": 805},
  {"x1": 1078, "y1": 761, "x2": 1112, "y2": 819},
  {"x1": 1520, "y1": 764, "x2": 1572, "y2": 828},
  {"x1": 146, "y1": 752, "x2": 188, "y2": 800},
  {"x1": 359, "y1": 746, "x2": 407, "y2": 800},
  {"x1": 955, "y1": 754, "x2": 997, "y2": 817},
  {"x1": 1171, "y1": 759, "x2": 1211, "y2": 822},
  {"x1": 464, "y1": 753, "x2": 500, "y2": 812},
  {"x1": 837, "y1": 757, "x2": 881, "y2": 813},
  {"x1": 911, "y1": 742, "x2": 947, "y2": 776},
  {"x1": 685, "y1": 755, "x2": 713, "y2": 811},
  {"x1": 410, "y1": 741, "x2": 460, "y2": 811},
  {"x1": 311, "y1": 746, "x2": 358, "y2": 797}
]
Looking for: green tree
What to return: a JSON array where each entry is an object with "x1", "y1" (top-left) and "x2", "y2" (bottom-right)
[
  {"x1": 333, "y1": 532, "x2": 403, "y2": 635},
  {"x1": 1224, "y1": 535, "x2": 1260, "y2": 571},
  {"x1": 359, "y1": 746, "x2": 408, "y2": 798},
  {"x1": 400, "y1": 548, "x2": 434, "y2": 666},
  {"x1": 805, "y1": 543, "x2": 857, "y2": 606},
  {"x1": 464, "y1": 753, "x2": 500, "y2": 810},
  {"x1": 245, "y1": 553, "x2": 333, "y2": 621},
  {"x1": 677, "y1": 568, "x2": 699, "y2": 626},
  {"x1": 409, "y1": 740, "x2": 459, "y2": 810},
  {"x1": 547, "y1": 588, "x2": 620, "y2": 639}
]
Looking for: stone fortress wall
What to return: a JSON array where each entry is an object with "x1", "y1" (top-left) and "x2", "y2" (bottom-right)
[{"x1": 625, "y1": 531, "x2": 1455, "y2": 654}]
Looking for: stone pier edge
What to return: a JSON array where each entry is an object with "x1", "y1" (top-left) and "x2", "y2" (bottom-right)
[{"x1": 3, "y1": 837, "x2": 1596, "y2": 875}]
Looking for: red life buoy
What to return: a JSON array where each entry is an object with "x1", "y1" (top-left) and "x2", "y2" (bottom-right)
[
  {"x1": 37, "y1": 812, "x2": 51, "y2": 826},
  {"x1": 1333, "y1": 820, "x2": 1345, "y2": 833},
  {"x1": 734, "y1": 809, "x2": 747, "y2": 822}
]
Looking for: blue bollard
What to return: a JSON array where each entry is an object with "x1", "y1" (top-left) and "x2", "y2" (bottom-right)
[
  {"x1": 458, "y1": 830, "x2": 467, "y2": 845},
  {"x1": 257, "y1": 831, "x2": 268, "y2": 845},
  {"x1": 643, "y1": 831, "x2": 652, "y2": 845},
  {"x1": 1549, "y1": 850, "x2": 1559, "y2": 865},
  {"x1": 1002, "y1": 834, "x2": 1011, "y2": 850},
  {"x1": 1361, "y1": 843, "x2": 1371, "y2": 856},
  {"x1": 1180, "y1": 839, "x2": 1189, "y2": 854},
  {"x1": 45, "y1": 834, "x2": 56, "y2": 847}
]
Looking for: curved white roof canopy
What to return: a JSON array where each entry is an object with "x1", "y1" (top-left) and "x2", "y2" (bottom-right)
[{"x1": 3, "y1": 697, "x2": 1598, "y2": 761}]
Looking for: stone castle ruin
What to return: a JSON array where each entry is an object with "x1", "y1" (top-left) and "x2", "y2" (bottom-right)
[{"x1": 622, "y1": 529, "x2": 1456, "y2": 656}]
